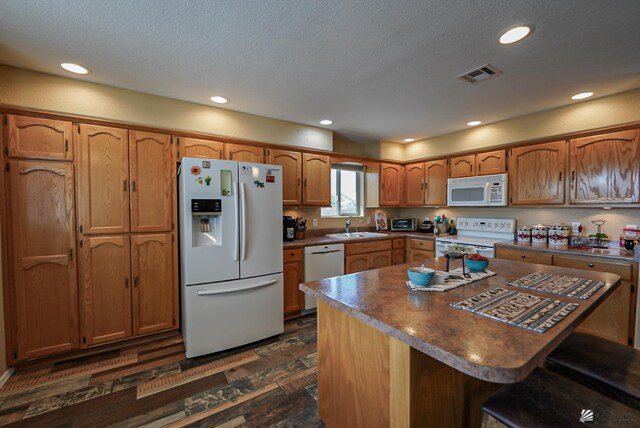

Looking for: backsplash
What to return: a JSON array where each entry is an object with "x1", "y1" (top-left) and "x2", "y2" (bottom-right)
[
  {"x1": 283, "y1": 207, "x2": 401, "y2": 231},
  {"x1": 399, "y1": 206, "x2": 640, "y2": 242}
]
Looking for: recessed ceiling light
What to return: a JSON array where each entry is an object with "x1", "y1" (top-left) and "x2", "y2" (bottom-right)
[
  {"x1": 210, "y1": 96, "x2": 228, "y2": 104},
  {"x1": 571, "y1": 92, "x2": 594, "y2": 100},
  {"x1": 499, "y1": 25, "x2": 533, "y2": 45},
  {"x1": 403, "y1": 138, "x2": 415, "y2": 143},
  {"x1": 319, "y1": 119, "x2": 333, "y2": 125},
  {"x1": 61, "y1": 63, "x2": 90, "y2": 74},
  {"x1": 467, "y1": 120, "x2": 482, "y2": 126}
]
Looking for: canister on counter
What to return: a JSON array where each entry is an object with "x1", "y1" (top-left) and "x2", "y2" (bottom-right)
[
  {"x1": 531, "y1": 224, "x2": 548, "y2": 244},
  {"x1": 548, "y1": 224, "x2": 570, "y2": 247},
  {"x1": 517, "y1": 226, "x2": 532, "y2": 243}
]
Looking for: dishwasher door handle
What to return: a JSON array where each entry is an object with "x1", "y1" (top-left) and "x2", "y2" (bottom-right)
[{"x1": 309, "y1": 250, "x2": 342, "y2": 255}]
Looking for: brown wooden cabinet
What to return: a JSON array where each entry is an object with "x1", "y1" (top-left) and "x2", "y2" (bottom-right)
[
  {"x1": 178, "y1": 136, "x2": 223, "y2": 160},
  {"x1": 380, "y1": 163, "x2": 404, "y2": 206},
  {"x1": 302, "y1": 153, "x2": 331, "y2": 206},
  {"x1": 78, "y1": 124, "x2": 130, "y2": 235},
  {"x1": 131, "y1": 233, "x2": 176, "y2": 336},
  {"x1": 79, "y1": 235, "x2": 132, "y2": 346},
  {"x1": 5, "y1": 114, "x2": 73, "y2": 161},
  {"x1": 345, "y1": 240, "x2": 392, "y2": 274},
  {"x1": 569, "y1": 130, "x2": 640, "y2": 204},
  {"x1": 405, "y1": 163, "x2": 425, "y2": 206},
  {"x1": 129, "y1": 131, "x2": 173, "y2": 233},
  {"x1": 407, "y1": 238, "x2": 435, "y2": 262},
  {"x1": 7, "y1": 160, "x2": 79, "y2": 360},
  {"x1": 269, "y1": 149, "x2": 302, "y2": 206},
  {"x1": 476, "y1": 150, "x2": 506, "y2": 176},
  {"x1": 283, "y1": 248, "x2": 305, "y2": 315},
  {"x1": 450, "y1": 155, "x2": 475, "y2": 178},
  {"x1": 224, "y1": 143, "x2": 264, "y2": 163},
  {"x1": 424, "y1": 160, "x2": 448, "y2": 206},
  {"x1": 392, "y1": 238, "x2": 405, "y2": 265},
  {"x1": 495, "y1": 247, "x2": 553, "y2": 265},
  {"x1": 509, "y1": 141, "x2": 566, "y2": 205}
]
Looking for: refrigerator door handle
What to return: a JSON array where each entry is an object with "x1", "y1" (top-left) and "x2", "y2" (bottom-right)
[
  {"x1": 196, "y1": 278, "x2": 278, "y2": 296},
  {"x1": 234, "y1": 181, "x2": 239, "y2": 261},
  {"x1": 240, "y1": 182, "x2": 247, "y2": 261}
]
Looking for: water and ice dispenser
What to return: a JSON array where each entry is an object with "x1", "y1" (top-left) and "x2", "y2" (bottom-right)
[{"x1": 191, "y1": 198, "x2": 222, "y2": 246}]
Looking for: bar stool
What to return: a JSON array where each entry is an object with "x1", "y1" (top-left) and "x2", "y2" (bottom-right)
[
  {"x1": 481, "y1": 367, "x2": 640, "y2": 427},
  {"x1": 545, "y1": 332, "x2": 640, "y2": 410}
]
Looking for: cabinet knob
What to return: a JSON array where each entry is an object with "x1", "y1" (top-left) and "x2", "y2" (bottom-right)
[
  {"x1": 521, "y1": 255, "x2": 526, "y2": 259},
  {"x1": 588, "y1": 263, "x2": 594, "y2": 268}
]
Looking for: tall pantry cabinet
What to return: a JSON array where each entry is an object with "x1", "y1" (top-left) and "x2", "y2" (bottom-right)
[{"x1": 2, "y1": 114, "x2": 178, "y2": 363}]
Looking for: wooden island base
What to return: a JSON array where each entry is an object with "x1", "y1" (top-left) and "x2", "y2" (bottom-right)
[{"x1": 318, "y1": 301, "x2": 501, "y2": 427}]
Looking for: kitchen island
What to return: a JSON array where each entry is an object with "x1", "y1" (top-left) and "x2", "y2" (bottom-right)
[{"x1": 300, "y1": 257, "x2": 621, "y2": 427}]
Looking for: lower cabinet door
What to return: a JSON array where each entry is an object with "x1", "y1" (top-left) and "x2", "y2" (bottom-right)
[
  {"x1": 371, "y1": 251, "x2": 392, "y2": 269},
  {"x1": 345, "y1": 254, "x2": 370, "y2": 274},
  {"x1": 409, "y1": 249, "x2": 434, "y2": 263},
  {"x1": 132, "y1": 233, "x2": 175, "y2": 335},
  {"x1": 80, "y1": 235, "x2": 132, "y2": 346},
  {"x1": 283, "y1": 261, "x2": 304, "y2": 315},
  {"x1": 393, "y1": 249, "x2": 405, "y2": 265}
]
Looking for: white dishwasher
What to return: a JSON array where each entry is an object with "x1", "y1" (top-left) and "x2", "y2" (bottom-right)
[{"x1": 304, "y1": 243, "x2": 344, "y2": 310}]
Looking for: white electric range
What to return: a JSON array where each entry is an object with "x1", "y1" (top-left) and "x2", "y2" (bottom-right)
[{"x1": 435, "y1": 217, "x2": 516, "y2": 258}]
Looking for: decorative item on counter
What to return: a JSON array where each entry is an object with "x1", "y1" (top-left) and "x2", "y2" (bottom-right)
[
  {"x1": 295, "y1": 217, "x2": 307, "y2": 240},
  {"x1": 448, "y1": 219, "x2": 457, "y2": 235},
  {"x1": 418, "y1": 219, "x2": 434, "y2": 233},
  {"x1": 375, "y1": 212, "x2": 388, "y2": 231},
  {"x1": 548, "y1": 224, "x2": 570, "y2": 247},
  {"x1": 531, "y1": 225, "x2": 548, "y2": 244},
  {"x1": 620, "y1": 227, "x2": 639, "y2": 252},
  {"x1": 590, "y1": 219, "x2": 608, "y2": 249},
  {"x1": 517, "y1": 225, "x2": 532, "y2": 243},
  {"x1": 434, "y1": 213, "x2": 448, "y2": 235}
]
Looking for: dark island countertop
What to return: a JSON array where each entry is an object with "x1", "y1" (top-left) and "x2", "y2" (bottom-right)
[{"x1": 300, "y1": 257, "x2": 621, "y2": 383}]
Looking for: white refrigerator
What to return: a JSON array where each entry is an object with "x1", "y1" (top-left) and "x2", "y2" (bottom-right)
[{"x1": 179, "y1": 157, "x2": 283, "y2": 358}]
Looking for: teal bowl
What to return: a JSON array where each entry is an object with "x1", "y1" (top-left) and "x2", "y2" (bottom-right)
[
  {"x1": 407, "y1": 267, "x2": 435, "y2": 286},
  {"x1": 465, "y1": 259, "x2": 489, "y2": 272}
]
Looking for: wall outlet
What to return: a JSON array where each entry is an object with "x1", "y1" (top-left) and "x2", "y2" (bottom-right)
[
  {"x1": 366, "y1": 217, "x2": 371, "y2": 224},
  {"x1": 312, "y1": 218, "x2": 318, "y2": 228}
]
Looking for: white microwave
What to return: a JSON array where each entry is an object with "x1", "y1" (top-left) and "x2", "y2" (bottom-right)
[{"x1": 447, "y1": 173, "x2": 508, "y2": 206}]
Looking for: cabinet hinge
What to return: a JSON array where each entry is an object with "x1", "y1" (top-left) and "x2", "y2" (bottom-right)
[
  {"x1": 176, "y1": 138, "x2": 180, "y2": 146},
  {"x1": 65, "y1": 139, "x2": 69, "y2": 152},
  {"x1": 177, "y1": 151, "x2": 180, "y2": 158},
  {"x1": 13, "y1": 350, "x2": 17, "y2": 359},
  {"x1": 79, "y1": 225, "x2": 83, "y2": 234},
  {"x1": 5, "y1": 164, "x2": 8, "y2": 172},
  {"x1": 83, "y1": 336, "x2": 87, "y2": 344},
  {"x1": 69, "y1": 248, "x2": 73, "y2": 261},
  {"x1": 80, "y1": 239, "x2": 83, "y2": 248},
  {"x1": 3, "y1": 115, "x2": 7, "y2": 126},
  {"x1": 77, "y1": 124, "x2": 81, "y2": 134},
  {"x1": 173, "y1": 317, "x2": 176, "y2": 325},
  {"x1": 171, "y1": 222, "x2": 175, "y2": 230},
  {"x1": 3, "y1": 146, "x2": 7, "y2": 156}
]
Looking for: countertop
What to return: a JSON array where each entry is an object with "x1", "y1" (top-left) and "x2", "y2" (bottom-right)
[
  {"x1": 299, "y1": 258, "x2": 620, "y2": 383},
  {"x1": 495, "y1": 240, "x2": 635, "y2": 262},
  {"x1": 283, "y1": 231, "x2": 441, "y2": 249}
]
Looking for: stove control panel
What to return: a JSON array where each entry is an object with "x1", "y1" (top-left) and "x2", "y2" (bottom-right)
[{"x1": 456, "y1": 218, "x2": 516, "y2": 233}]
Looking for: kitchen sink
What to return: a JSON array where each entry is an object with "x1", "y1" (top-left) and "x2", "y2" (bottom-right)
[{"x1": 326, "y1": 232, "x2": 389, "y2": 239}]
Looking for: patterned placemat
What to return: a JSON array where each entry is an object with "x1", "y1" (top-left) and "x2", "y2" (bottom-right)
[
  {"x1": 450, "y1": 287, "x2": 578, "y2": 333},
  {"x1": 507, "y1": 272, "x2": 604, "y2": 300},
  {"x1": 406, "y1": 268, "x2": 495, "y2": 292}
]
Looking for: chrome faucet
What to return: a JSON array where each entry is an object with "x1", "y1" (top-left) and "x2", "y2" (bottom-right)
[{"x1": 345, "y1": 217, "x2": 352, "y2": 233}]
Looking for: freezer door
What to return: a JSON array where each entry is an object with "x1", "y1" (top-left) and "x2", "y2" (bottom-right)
[
  {"x1": 182, "y1": 274, "x2": 284, "y2": 358},
  {"x1": 238, "y1": 163, "x2": 283, "y2": 278},
  {"x1": 179, "y1": 158, "x2": 240, "y2": 285}
]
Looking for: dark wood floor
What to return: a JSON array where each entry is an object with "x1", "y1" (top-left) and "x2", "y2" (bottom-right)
[{"x1": 0, "y1": 315, "x2": 322, "y2": 427}]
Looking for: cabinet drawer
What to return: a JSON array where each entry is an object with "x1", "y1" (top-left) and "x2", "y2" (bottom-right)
[
  {"x1": 408, "y1": 238, "x2": 434, "y2": 251},
  {"x1": 393, "y1": 238, "x2": 405, "y2": 249},
  {"x1": 496, "y1": 248, "x2": 552, "y2": 265},
  {"x1": 553, "y1": 255, "x2": 632, "y2": 281},
  {"x1": 346, "y1": 240, "x2": 392, "y2": 256},
  {"x1": 283, "y1": 248, "x2": 303, "y2": 263}
]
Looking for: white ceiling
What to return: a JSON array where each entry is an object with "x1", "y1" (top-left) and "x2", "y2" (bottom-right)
[{"x1": 1, "y1": 0, "x2": 639, "y2": 144}]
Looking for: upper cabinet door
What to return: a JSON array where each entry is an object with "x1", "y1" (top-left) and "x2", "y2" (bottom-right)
[
  {"x1": 268, "y1": 149, "x2": 302, "y2": 206},
  {"x1": 78, "y1": 124, "x2": 129, "y2": 235},
  {"x1": 79, "y1": 235, "x2": 132, "y2": 346},
  {"x1": 8, "y1": 160, "x2": 79, "y2": 360},
  {"x1": 405, "y1": 163, "x2": 425, "y2": 206},
  {"x1": 302, "y1": 153, "x2": 331, "y2": 206},
  {"x1": 380, "y1": 163, "x2": 404, "y2": 206},
  {"x1": 476, "y1": 150, "x2": 506, "y2": 176},
  {"x1": 6, "y1": 115, "x2": 73, "y2": 161},
  {"x1": 129, "y1": 131, "x2": 173, "y2": 232},
  {"x1": 132, "y1": 233, "x2": 175, "y2": 336},
  {"x1": 449, "y1": 155, "x2": 475, "y2": 178},
  {"x1": 510, "y1": 141, "x2": 566, "y2": 205},
  {"x1": 424, "y1": 159, "x2": 448, "y2": 206},
  {"x1": 570, "y1": 130, "x2": 640, "y2": 204},
  {"x1": 178, "y1": 137, "x2": 224, "y2": 160},
  {"x1": 224, "y1": 143, "x2": 264, "y2": 163}
]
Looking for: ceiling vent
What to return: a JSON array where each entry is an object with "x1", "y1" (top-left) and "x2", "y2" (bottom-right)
[{"x1": 457, "y1": 64, "x2": 503, "y2": 84}]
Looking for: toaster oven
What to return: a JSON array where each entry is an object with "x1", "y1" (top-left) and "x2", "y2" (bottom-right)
[{"x1": 390, "y1": 218, "x2": 417, "y2": 231}]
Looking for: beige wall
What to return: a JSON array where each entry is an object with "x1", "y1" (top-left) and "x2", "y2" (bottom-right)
[
  {"x1": 0, "y1": 65, "x2": 333, "y2": 151},
  {"x1": 404, "y1": 88, "x2": 640, "y2": 160},
  {"x1": 284, "y1": 207, "x2": 400, "y2": 231}
]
